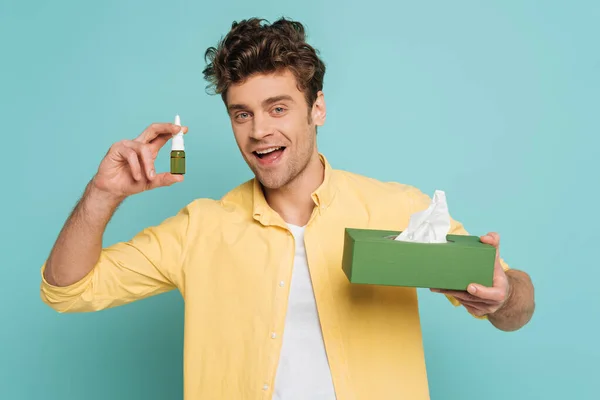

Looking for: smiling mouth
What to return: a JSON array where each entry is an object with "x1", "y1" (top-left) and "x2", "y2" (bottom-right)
[{"x1": 253, "y1": 146, "x2": 286, "y2": 159}]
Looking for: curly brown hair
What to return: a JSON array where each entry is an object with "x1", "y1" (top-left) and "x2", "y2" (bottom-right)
[{"x1": 202, "y1": 17, "x2": 326, "y2": 108}]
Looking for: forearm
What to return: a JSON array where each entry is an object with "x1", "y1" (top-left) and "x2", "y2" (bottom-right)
[
  {"x1": 43, "y1": 180, "x2": 124, "y2": 287},
  {"x1": 488, "y1": 269, "x2": 535, "y2": 331}
]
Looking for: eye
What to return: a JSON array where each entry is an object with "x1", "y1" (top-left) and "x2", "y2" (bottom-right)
[
  {"x1": 236, "y1": 112, "x2": 251, "y2": 120},
  {"x1": 272, "y1": 106, "x2": 287, "y2": 115}
]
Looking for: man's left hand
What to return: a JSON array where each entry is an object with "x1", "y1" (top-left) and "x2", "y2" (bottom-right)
[{"x1": 430, "y1": 232, "x2": 511, "y2": 317}]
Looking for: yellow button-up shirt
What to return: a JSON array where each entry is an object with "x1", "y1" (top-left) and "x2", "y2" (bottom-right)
[{"x1": 40, "y1": 154, "x2": 509, "y2": 399}]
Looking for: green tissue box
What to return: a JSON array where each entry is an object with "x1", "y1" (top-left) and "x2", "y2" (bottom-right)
[{"x1": 341, "y1": 228, "x2": 495, "y2": 290}]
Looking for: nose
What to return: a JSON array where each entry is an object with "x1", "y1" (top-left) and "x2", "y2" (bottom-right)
[{"x1": 250, "y1": 113, "x2": 274, "y2": 140}]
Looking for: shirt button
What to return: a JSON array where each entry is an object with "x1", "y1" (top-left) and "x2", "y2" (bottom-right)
[
  {"x1": 271, "y1": 332, "x2": 277, "y2": 339},
  {"x1": 263, "y1": 384, "x2": 269, "y2": 391},
  {"x1": 279, "y1": 281, "x2": 285, "y2": 287}
]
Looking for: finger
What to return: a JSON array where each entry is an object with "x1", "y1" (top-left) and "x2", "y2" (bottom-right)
[
  {"x1": 123, "y1": 141, "x2": 155, "y2": 181},
  {"x1": 147, "y1": 128, "x2": 187, "y2": 153},
  {"x1": 147, "y1": 172, "x2": 184, "y2": 189},
  {"x1": 135, "y1": 123, "x2": 188, "y2": 144},
  {"x1": 462, "y1": 303, "x2": 488, "y2": 317},
  {"x1": 480, "y1": 232, "x2": 500, "y2": 250},
  {"x1": 466, "y1": 284, "x2": 507, "y2": 302},
  {"x1": 118, "y1": 146, "x2": 143, "y2": 181},
  {"x1": 457, "y1": 298, "x2": 496, "y2": 313},
  {"x1": 431, "y1": 288, "x2": 498, "y2": 305}
]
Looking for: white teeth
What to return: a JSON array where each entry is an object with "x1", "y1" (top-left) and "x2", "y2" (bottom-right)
[{"x1": 256, "y1": 146, "x2": 282, "y2": 155}]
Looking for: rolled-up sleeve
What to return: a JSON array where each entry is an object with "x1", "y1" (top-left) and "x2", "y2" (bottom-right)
[{"x1": 40, "y1": 205, "x2": 191, "y2": 313}]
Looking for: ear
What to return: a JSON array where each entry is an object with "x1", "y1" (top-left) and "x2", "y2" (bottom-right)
[{"x1": 311, "y1": 91, "x2": 326, "y2": 126}]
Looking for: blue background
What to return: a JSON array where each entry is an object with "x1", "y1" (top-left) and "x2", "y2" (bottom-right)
[{"x1": 1, "y1": 0, "x2": 597, "y2": 399}]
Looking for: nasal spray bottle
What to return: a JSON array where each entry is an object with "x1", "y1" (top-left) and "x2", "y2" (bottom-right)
[{"x1": 171, "y1": 115, "x2": 185, "y2": 174}]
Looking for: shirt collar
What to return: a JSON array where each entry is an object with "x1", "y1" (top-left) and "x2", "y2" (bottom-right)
[{"x1": 252, "y1": 153, "x2": 337, "y2": 227}]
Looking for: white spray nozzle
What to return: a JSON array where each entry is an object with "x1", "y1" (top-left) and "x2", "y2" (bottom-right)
[{"x1": 172, "y1": 114, "x2": 185, "y2": 151}]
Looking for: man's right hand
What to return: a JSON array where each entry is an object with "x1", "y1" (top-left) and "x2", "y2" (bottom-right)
[
  {"x1": 42, "y1": 122, "x2": 188, "y2": 287},
  {"x1": 91, "y1": 122, "x2": 188, "y2": 200}
]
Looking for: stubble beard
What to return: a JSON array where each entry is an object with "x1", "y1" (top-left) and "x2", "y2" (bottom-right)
[
  {"x1": 247, "y1": 112, "x2": 317, "y2": 190},
  {"x1": 254, "y1": 150, "x2": 303, "y2": 190},
  {"x1": 255, "y1": 134, "x2": 315, "y2": 190}
]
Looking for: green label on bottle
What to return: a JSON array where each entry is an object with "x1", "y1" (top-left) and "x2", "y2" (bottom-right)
[{"x1": 170, "y1": 151, "x2": 185, "y2": 174}]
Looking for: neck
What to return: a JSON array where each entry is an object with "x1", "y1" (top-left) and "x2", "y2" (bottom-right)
[{"x1": 263, "y1": 152, "x2": 324, "y2": 226}]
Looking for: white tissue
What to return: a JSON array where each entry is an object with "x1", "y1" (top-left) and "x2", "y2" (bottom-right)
[{"x1": 395, "y1": 190, "x2": 451, "y2": 243}]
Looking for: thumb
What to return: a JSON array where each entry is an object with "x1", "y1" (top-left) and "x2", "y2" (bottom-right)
[{"x1": 148, "y1": 172, "x2": 184, "y2": 189}]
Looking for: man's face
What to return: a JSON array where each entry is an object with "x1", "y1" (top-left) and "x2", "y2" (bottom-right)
[{"x1": 225, "y1": 69, "x2": 326, "y2": 189}]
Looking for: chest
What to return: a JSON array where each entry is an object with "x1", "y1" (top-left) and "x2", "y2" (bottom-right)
[
  {"x1": 182, "y1": 206, "x2": 412, "y2": 310},
  {"x1": 184, "y1": 220, "x2": 345, "y2": 297}
]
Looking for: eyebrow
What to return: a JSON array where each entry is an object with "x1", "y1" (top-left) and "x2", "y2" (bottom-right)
[{"x1": 227, "y1": 95, "x2": 295, "y2": 113}]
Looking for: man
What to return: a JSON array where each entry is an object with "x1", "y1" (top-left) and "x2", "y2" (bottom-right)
[{"x1": 40, "y1": 17, "x2": 535, "y2": 400}]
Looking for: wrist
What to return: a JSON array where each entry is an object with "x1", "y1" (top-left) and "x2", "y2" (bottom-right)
[
  {"x1": 88, "y1": 177, "x2": 126, "y2": 209},
  {"x1": 490, "y1": 274, "x2": 515, "y2": 318}
]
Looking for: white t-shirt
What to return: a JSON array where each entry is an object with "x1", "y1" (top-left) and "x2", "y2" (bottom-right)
[{"x1": 272, "y1": 224, "x2": 337, "y2": 400}]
